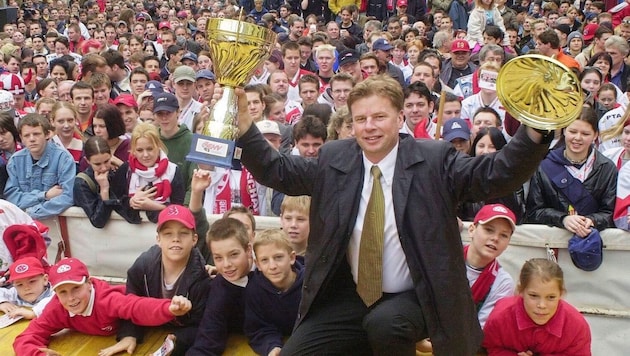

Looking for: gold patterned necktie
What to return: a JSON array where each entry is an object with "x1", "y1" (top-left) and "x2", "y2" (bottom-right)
[{"x1": 357, "y1": 165, "x2": 385, "y2": 307}]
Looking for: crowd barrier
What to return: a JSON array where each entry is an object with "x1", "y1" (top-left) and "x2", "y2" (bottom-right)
[{"x1": 39, "y1": 207, "x2": 630, "y2": 355}]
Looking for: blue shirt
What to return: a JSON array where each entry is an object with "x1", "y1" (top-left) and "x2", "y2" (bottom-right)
[{"x1": 4, "y1": 141, "x2": 75, "y2": 219}]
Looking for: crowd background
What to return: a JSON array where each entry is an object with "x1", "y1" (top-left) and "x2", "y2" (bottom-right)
[{"x1": 0, "y1": 0, "x2": 627, "y2": 353}]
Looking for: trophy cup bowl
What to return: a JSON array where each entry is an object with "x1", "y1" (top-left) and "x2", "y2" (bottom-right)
[{"x1": 187, "y1": 18, "x2": 277, "y2": 168}]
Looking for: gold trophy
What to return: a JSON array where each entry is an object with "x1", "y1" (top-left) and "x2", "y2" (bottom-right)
[{"x1": 187, "y1": 18, "x2": 277, "y2": 168}]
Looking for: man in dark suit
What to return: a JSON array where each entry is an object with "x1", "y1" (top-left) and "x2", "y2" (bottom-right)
[{"x1": 232, "y1": 75, "x2": 552, "y2": 355}]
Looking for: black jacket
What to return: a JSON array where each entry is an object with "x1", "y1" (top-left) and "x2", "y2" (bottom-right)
[
  {"x1": 238, "y1": 124, "x2": 550, "y2": 355},
  {"x1": 526, "y1": 148, "x2": 617, "y2": 231},
  {"x1": 117, "y1": 245, "x2": 211, "y2": 355},
  {"x1": 73, "y1": 163, "x2": 141, "y2": 228}
]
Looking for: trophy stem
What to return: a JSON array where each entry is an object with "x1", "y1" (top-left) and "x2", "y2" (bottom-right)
[{"x1": 204, "y1": 86, "x2": 239, "y2": 140}]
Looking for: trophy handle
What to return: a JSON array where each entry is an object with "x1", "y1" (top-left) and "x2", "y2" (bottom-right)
[{"x1": 204, "y1": 86, "x2": 239, "y2": 140}]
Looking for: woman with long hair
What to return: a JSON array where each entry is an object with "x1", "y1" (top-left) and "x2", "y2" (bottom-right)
[
  {"x1": 0, "y1": 112, "x2": 21, "y2": 164},
  {"x1": 79, "y1": 104, "x2": 130, "y2": 171},
  {"x1": 73, "y1": 136, "x2": 140, "y2": 228},
  {"x1": 526, "y1": 107, "x2": 617, "y2": 236},
  {"x1": 35, "y1": 78, "x2": 58, "y2": 100},
  {"x1": 127, "y1": 123, "x2": 185, "y2": 223},
  {"x1": 50, "y1": 102, "x2": 83, "y2": 172}
]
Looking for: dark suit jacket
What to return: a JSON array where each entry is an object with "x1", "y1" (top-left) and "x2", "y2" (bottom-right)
[{"x1": 238, "y1": 126, "x2": 549, "y2": 355}]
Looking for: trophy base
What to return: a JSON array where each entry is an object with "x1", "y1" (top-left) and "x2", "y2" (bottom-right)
[{"x1": 186, "y1": 133, "x2": 242, "y2": 169}]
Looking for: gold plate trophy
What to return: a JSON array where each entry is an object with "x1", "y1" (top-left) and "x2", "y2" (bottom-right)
[
  {"x1": 187, "y1": 18, "x2": 277, "y2": 168},
  {"x1": 496, "y1": 54, "x2": 583, "y2": 130}
]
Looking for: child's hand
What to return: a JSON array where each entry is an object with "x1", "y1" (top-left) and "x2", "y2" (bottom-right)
[
  {"x1": 0, "y1": 301, "x2": 17, "y2": 314},
  {"x1": 205, "y1": 264, "x2": 218, "y2": 278},
  {"x1": 517, "y1": 351, "x2": 533, "y2": 356},
  {"x1": 169, "y1": 295, "x2": 192, "y2": 316},
  {"x1": 9, "y1": 307, "x2": 36, "y2": 320},
  {"x1": 38, "y1": 348, "x2": 62, "y2": 356},
  {"x1": 98, "y1": 336, "x2": 137, "y2": 356},
  {"x1": 268, "y1": 347, "x2": 281, "y2": 356},
  {"x1": 191, "y1": 169, "x2": 212, "y2": 193}
]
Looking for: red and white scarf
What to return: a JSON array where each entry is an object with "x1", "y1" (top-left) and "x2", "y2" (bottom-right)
[
  {"x1": 213, "y1": 168, "x2": 260, "y2": 215},
  {"x1": 128, "y1": 150, "x2": 177, "y2": 203},
  {"x1": 464, "y1": 245, "x2": 500, "y2": 307},
  {"x1": 52, "y1": 133, "x2": 83, "y2": 164}
]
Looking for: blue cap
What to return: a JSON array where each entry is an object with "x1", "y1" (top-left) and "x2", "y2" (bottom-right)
[
  {"x1": 442, "y1": 118, "x2": 471, "y2": 142},
  {"x1": 568, "y1": 229, "x2": 603, "y2": 271},
  {"x1": 153, "y1": 92, "x2": 179, "y2": 113},
  {"x1": 146, "y1": 80, "x2": 164, "y2": 94},
  {"x1": 372, "y1": 38, "x2": 393, "y2": 51},
  {"x1": 196, "y1": 69, "x2": 216, "y2": 81},
  {"x1": 181, "y1": 52, "x2": 198, "y2": 63}
]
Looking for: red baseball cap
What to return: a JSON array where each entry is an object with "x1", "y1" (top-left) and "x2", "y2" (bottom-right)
[
  {"x1": 113, "y1": 93, "x2": 138, "y2": 108},
  {"x1": 397, "y1": 0, "x2": 408, "y2": 6},
  {"x1": 159, "y1": 21, "x2": 171, "y2": 30},
  {"x1": 474, "y1": 204, "x2": 516, "y2": 232},
  {"x1": 48, "y1": 258, "x2": 90, "y2": 290},
  {"x1": 583, "y1": 23, "x2": 599, "y2": 41},
  {"x1": 451, "y1": 39, "x2": 470, "y2": 53},
  {"x1": 157, "y1": 205, "x2": 196, "y2": 231},
  {"x1": 8, "y1": 257, "x2": 46, "y2": 283}
]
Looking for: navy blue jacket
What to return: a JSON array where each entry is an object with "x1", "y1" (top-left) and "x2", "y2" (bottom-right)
[
  {"x1": 186, "y1": 273, "x2": 251, "y2": 356},
  {"x1": 244, "y1": 260, "x2": 304, "y2": 355}
]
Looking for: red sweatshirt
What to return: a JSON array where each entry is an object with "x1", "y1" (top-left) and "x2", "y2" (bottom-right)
[
  {"x1": 13, "y1": 278, "x2": 176, "y2": 356},
  {"x1": 482, "y1": 296, "x2": 591, "y2": 356}
]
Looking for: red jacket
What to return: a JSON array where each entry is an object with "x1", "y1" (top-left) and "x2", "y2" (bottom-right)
[
  {"x1": 13, "y1": 278, "x2": 175, "y2": 356},
  {"x1": 482, "y1": 296, "x2": 591, "y2": 356}
]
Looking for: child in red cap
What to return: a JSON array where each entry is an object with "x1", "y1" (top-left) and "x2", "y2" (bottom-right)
[
  {"x1": 419, "y1": 204, "x2": 517, "y2": 352},
  {"x1": 0, "y1": 257, "x2": 53, "y2": 319},
  {"x1": 13, "y1": 257, "x2": 192, "y2": 356}
]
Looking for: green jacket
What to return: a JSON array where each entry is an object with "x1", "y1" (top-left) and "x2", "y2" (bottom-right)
[{"x1": 161, "y1": 125, "x2": 196, "y2": 205}]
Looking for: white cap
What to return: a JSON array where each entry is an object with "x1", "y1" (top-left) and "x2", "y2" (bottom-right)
[{"x1": 256, "y1": 120, "x2": 281, "y2": 136}]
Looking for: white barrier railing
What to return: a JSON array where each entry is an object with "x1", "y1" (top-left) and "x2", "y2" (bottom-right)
[{"x1": 41, "y1": 207, "x2": 630, "y2": 355}]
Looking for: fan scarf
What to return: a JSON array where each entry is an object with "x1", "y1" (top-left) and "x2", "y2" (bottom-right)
[{"x1": 128, "y1": 150, "x2": 177, "y2": 203}]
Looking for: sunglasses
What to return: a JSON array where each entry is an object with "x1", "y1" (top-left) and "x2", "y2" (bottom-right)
[{"x1": 88, "y1": 27, "x2": 96, "y2": 30}]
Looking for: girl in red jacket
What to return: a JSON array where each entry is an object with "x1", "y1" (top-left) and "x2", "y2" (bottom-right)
[{"x1": 482, "y1": 258, "x2": 592, "y2": 356}]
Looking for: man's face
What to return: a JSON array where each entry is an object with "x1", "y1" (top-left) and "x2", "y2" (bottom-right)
[
  {"x1": 451, "y1": 50, "x2": 471, "y2": 69},
  {"x1": 196, "y1": 78, "x2": 215, "y2": 103},
  {"x1": 146, "y1": 23, "x2": 156, "y2": 35},
  {"x1": 72, "y1": 88, "x2": 95, "y2": 115},
  {"x1": 134, "y1": 24, "x2": 145, "y2": 37},
  {"x1": 280, "y1": 7, "x2": 289, "y2": 18},
  {"x1": 174, "y1": 80, "x2": 195, "y2": 100},
  {"x1": 33, "y1": 57, "x2": 48, "y2": 77},
  {"x1": 410, "y1": 65, "x2": 435, "y2": 89},
  {"x1": 105, "y1": 26, "x2": 117, "y2": 42},
  {"x1": 440, "y1": 18, "x2": 452, "y2": 31},
  {"x1": 481, "y1": 52, "x2": 503, "y2": 68},
  {"x1": 29, "y1": 23, "x2": 41, "y2": 35},
  {"x1": 46, "y1": 36, "x2": 56, "y2": 49},
  {"x1": 547, "y1": 14, "x2": 559, "y2": 27},
  {"x1": 295, "y1": 134, "x2": 324, "y2": 158},
  {"x1": 299, "y1": 45, "x2": 312, "y2": 62},
  {"x1": 331, "y1": 80, "x2": 353, "y2": 109},
  {"x1": 283, "y1": 48, "x2": 300, "y2": 74},
  {"x1": 326, "y1": 23, "x2": 340, "y2": 39},
  {"x1": 471, "y1": 112, "x2": 500, "y2": 138},
  {"x1": 316, "y1": 50, "x2": 335, "y2": 73},
  {"x1": 403, "y1": 93, "x2": 434, "y2": 130},
  {"x1": 290, "y1": 21, "x2": 304, "y2": 38},
  {"x1": 339, "y1": 61, "x2": 362, "y2": 83},
  {"x1": 442, "y1": 101, "x2": 462, "y2": 120},
  {"x1": 351, "y1": 94, "x2": 403, "y2": 163},
  {"x1": 269, "y1": 72, "x2": 289, "y2": 97},
  {"x1": 94, "y1": 30, "x2": 106, "y2": 43},
  {"x1": 483, "y1": 33, "x2": 500, "y2": 45},
  {"x1": 533, "y1": 23, "x2": 547, "y2": 38},
  {"x1": 162, "y1": 34, "x2": 175, "y2": 51},
  {"x1": 620, "y1": 26, "x2": 630, "y2": 41},
  {"x1": 375, "y1": 49, "x2": 391, "y2": 66},
  {"x1": 299, "y1": 82, "x2": 319, "y2": 107},
  {"x1": 92, "y1": 85, "x2": 110, "y2": 107},
  {"x1": 340, "y1": 10, "x2": 352, "y2": 24},
  {"x1": 157, "y1": 220, "x2": 198, "y2": 264},
  {"x1": 20, "y1": 125, "x2": 49, "y2": 160},
  {"x1": 246, "y1": 91, "x2": 265, "y2": 121},
  {"x1": 130, "y1": 74, "x2": 147, "y2": 96},
  {"x1": 606, "y1": 46, "x2": 625, "y2": 67},
  {"x1": 360, "y1": 58, "x2": 379, "y2": 77},
  {"x1": 144, "y1": 59, "x2": 160, "y2": 74},
  {"x1": 595, "y1": 33, "x2": 612, "y2": 50},
  {"x1": 387, "y1": 21, "x2": 402, "y2": 39},
  {"x1": 506, "y1": 30, "x2": 518, "y2": 47}
]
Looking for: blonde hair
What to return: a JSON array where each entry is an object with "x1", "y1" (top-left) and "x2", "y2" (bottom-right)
[
  {"x1": 281, "y1": 195, "x2": 311, "y2": 216},
  {"x1": 253, "y1": 229, "x2": 294, "y2": 255},
  {"x1": 130, "y1": 122, "x2": 167, "y2": 153},
  {"x1": 601, "y1": 106, "x2": 630, "y2": 142}
]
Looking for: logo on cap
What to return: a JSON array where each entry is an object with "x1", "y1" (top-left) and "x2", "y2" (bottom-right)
[
  {"x1": 451, "y1": 122, "x2": 462, "y2": 129},
  {"x1": 157, "y1": 97, "x2": 167, "y2": 103},
  {"x1": 57, "y1": 264, "x2": 71, "y2": 273},
  {"x1": 166, "y1": 205, "x2": 179, "y2": 216},
  {"x1": 493, "y1": 205, "x2": 508, "y2": 213},
  {"x1": 457, "y1": 42, "x2": 465, "y2": 49},
  {"x1": 15, "y1": 263, "x2": 29, "y2": 274}
]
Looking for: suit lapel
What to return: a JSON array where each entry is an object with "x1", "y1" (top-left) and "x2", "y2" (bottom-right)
[{"x1": 330, "y1": 142, "x2": 364, "y2": 239}]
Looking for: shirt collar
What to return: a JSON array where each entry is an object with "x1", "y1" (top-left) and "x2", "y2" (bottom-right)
[{"x1": 362, "y1": 142, "x2": 398, "y2": 187}]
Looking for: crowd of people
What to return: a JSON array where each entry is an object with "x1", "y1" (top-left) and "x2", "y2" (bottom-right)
[{"x1": 0, "y1": 0, "x2": 627, "y2": 353}]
